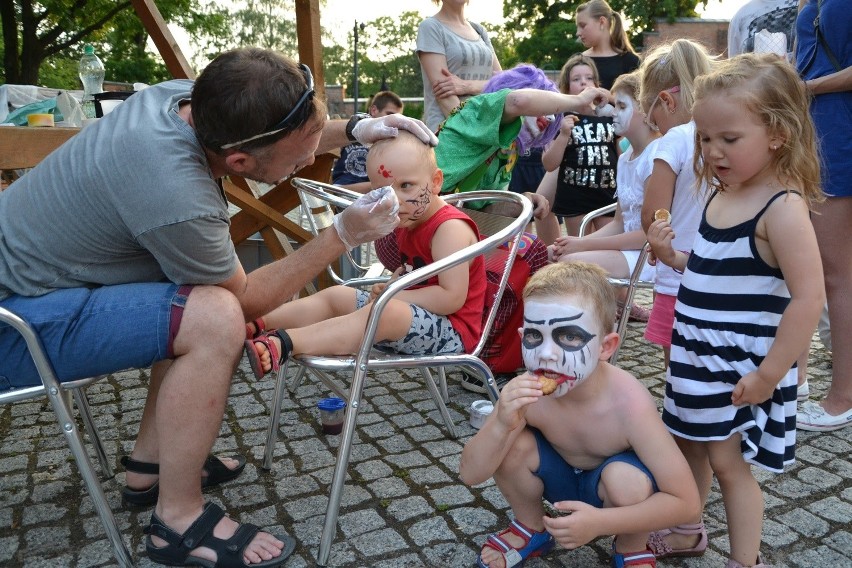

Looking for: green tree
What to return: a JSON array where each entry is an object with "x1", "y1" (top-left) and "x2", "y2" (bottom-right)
[
  {"x1": 232, "y1": 0, "x2": 297, "y2": 56},
  {"x1": 502, "y1": 0, "x2": 708, "y2": 69},
  {"x1": 1, "y1": 0, "x2": 230, "y2": 87}
]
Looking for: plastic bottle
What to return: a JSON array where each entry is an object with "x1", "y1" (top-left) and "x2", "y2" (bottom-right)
[{"x1": 78, "y1": 44, "x2": 105, "y2": 119}]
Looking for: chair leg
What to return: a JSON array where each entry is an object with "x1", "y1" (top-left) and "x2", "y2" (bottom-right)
[
  {"x1": 419, "y1": 368, "x2": 458, "y2": 439},
  {"x1": 437, "y1": 367, "x2": 449, "y2": 403},
  {"x1": 286, "y1": 365, "x2": 307, "y2": 394},
  {"x1": 262, "y1": 359, "x2": 292, "y2": 470},
  {"x1": 71, "y1": 388, "x2": 116, "y2": 479},
  {"x1": 48, "y1": 385, "x2": 133, "y2": 567},
  {"x1": 317, "y1": 361, "x2": 368, "y2": 567}
]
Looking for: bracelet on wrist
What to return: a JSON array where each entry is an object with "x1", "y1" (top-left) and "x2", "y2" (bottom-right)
[{"x1": 345, "y1": 113, "x2": 371, "y2": 142}]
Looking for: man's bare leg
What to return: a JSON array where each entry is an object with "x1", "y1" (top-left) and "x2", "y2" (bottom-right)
[{"x1": 146, "y1": 286, "x2": 285, "y2": 564}]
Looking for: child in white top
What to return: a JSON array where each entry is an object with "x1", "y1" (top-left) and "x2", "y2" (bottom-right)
[
  {"x1": 638, "y1": 39, "x2": 715, "y2": 367},
  {"x1": 646, "y1": 53, "x2": 825, "y2": 568}
]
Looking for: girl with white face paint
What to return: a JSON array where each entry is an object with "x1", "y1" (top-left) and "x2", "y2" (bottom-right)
[{"x1": 548, "y1": 71, "x2": 660, "y2": 321}]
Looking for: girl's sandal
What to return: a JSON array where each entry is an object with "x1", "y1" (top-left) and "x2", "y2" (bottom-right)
[
  {"x1": 647, "y1": 522, "x2": 707, "y2": 558},
  {"x1": 243, "y1": 330, "x2": 292, "y2": 380}
]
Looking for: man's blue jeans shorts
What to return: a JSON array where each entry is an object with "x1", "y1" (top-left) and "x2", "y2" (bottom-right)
[{"x1": 0, "y1": 283, "x2": 191, "y2": 389}]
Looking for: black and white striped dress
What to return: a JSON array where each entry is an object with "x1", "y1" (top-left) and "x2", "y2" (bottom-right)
[{"x1": 663, "y1": 191, "x2": 796, "y2": 473}]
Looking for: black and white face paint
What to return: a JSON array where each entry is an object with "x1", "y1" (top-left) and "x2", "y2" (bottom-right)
[
  {"x1": 612, "y1": 92, "x2": 634, "y2": 136},
  {"x1": 521, "y1": 299, "x2": 601, "y2": 397}
]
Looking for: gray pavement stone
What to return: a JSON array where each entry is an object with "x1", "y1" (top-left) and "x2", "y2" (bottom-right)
[{"x1": 1, "y1": 309, "x2": 849, "y2": 567}]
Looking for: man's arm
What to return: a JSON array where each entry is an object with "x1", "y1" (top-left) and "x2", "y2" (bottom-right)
[{"x1": 315, "y1": 115, "x2": 438, "y2": 157}]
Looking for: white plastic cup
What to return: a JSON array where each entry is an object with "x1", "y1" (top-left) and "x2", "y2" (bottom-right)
[{"x1": 469, "y1": 400, "x2": 493, "y2": 429}]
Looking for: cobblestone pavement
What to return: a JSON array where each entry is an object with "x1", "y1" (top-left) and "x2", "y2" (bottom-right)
[{"x1": 1, "y1": 293, "x2": 850, "y2": 567}]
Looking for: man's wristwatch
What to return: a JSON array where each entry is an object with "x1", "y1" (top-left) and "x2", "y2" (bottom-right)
[{"x1": 345, "y1": 113, "x2": 371, "y2": 142}]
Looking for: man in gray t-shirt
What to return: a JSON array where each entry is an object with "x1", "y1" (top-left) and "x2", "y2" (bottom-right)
[{"x1": 0, "y1": 47, "x2": 436, "y2": 565}]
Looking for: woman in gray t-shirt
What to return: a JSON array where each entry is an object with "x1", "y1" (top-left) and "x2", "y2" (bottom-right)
[{"x1": 416, "y1": 0, "x2": 501, "y2": 132}]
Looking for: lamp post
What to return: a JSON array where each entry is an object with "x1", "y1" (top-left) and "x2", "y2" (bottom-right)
[{"x1": 353, "y1": 21, "x2": 366, "y2": 114}]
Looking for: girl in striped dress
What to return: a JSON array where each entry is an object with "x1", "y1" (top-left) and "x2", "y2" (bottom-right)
[{"x1": 646, "y1": 54, "x2": 825, "y2": 568}]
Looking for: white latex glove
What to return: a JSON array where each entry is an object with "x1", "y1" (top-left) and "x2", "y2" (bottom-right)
[
  {"x1": 351, "y1": 114, "x2": 439, "y2": 147},
  {"x1": 332, "y1": 186, "x2": 400, "y2": 249}
]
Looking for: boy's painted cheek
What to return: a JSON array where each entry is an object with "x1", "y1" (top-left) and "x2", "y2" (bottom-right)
[
  {"x1": 377, "y1": 164, "x2": 393, "y2": 178},
  {"x1": 405, "y1": 186, "x2": 431, "y2": 220}
]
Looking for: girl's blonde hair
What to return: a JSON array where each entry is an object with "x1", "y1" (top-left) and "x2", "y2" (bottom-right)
[
  {"x1": 692, "y1": 53, "x2": 824, "y2": 208},
  {"x1": 576, "y1": 0, "x2": 636, "y2": 55},
  {"x1": 558, "y1": 54, "x2": 600, "y2": 94},
  {"x1": 611, "y1": 69, "x2": 642, "y2": 102},
  {"x1": 639, "y1": 39, "x2": 716, "y2": 116},
  {"x1": 523, "y1": 261, "x2": 616, "y2": 338}
]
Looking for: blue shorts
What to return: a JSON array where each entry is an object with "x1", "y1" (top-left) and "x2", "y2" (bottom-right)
[
  {"x1": 532, "y1": 428, "x2": 658, "y2": 508},
  {"x1": 0, "y1": 283, "x2": 190, "y2": 389}
]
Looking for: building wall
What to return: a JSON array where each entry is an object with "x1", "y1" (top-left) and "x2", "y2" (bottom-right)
[{"x1": 643, "y1": 18, "x2": 730, "y2": 57}]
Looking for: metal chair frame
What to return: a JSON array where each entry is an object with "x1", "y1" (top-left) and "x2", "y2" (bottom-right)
[
  {"x1": 263, "y1": 181, "x2": 533, "y2": 566},
  {"x1": 578, "y1": 203, "x2": 654, "y2": 365},
  {"x1": 0, "y1": 306, "x2": 133, "y2": 567}
]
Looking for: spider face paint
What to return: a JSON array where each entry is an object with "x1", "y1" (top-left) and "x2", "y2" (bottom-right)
[
  {"x1": 404, "y1": 185, "x2": 432, "y2": 220},
  {"x1": 612, "y1": 92, "x2": 635, "y2": 136},
  {"x1": 521, "y1": 299, "x2": 601, "y2": 397}
]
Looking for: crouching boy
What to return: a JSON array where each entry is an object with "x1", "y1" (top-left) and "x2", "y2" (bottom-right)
[{"x1": 459, "y1": 261, "x2": 699, "y2": 568}]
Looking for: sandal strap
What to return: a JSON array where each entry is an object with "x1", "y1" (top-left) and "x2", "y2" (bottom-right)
[
  {"x1": 613, "y1": 548, "x2": 656, "y2": 567},
  {"x1": 670, "y1": 522, "x2": 705, "y2": 535},
  {"x1": 145, "y1": 502, "x2": 226, "y2": 560},
  {"x1": 120, "y1": 455, "x2": 160, "y2": 475}
]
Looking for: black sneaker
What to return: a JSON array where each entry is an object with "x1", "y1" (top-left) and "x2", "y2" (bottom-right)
[{"x1": 460, "y1": 370, "x2": 515, "y2": 393}]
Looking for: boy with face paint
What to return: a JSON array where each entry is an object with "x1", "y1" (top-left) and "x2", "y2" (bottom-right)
[
  {"x1": 244, "y1": 131, "x2": 486, "y2": 374},
  {"x1": 460, "y1": 261, "x2": 699, "y2": 568}
]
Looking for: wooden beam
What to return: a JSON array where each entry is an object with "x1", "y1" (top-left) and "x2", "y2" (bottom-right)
[
  {"x1": 295, "y1": 0, "x2": 326, "y2": 100},
  {"x1": 0, "y1": 127, "x2": 80, "y2": 170},
  {"x1": 130, "y1": 0, "x2": 195, "y2": 79}
]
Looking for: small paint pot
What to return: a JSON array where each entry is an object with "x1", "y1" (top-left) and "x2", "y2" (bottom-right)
[
  {"x1": 469, "y1": 400, "x2": 493, "y2": 429},
  {"x1": 317, "y1": 397, "x2": 346, "y2": 435}
]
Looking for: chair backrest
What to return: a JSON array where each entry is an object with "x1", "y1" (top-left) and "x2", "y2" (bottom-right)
[
  {"x1": 293, "y1": 181, "x2": 387, "y2": 288},
  {"x1": 290, "y1": 179, "x2": 533, "y2": 359}
]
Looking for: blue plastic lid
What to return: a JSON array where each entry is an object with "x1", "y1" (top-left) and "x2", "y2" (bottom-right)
[{"x1": 317, "y1": 397, "x2": 346, "y2": 411}]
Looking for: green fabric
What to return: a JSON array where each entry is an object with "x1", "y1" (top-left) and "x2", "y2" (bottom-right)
[{"x1": 436, "y1": 89, "x2": 522, "y2": 196}]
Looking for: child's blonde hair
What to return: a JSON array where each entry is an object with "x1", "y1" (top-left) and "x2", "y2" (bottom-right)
[
  {"x1": 576, "y1": 0, "x2": 636, "y2": 56},
  {"x1": 639, "y1": 39, "x2": 716, "y2": 116},
  {"x1": 558, "y1": 54, "x2": 601, "y2": 94},
  {"x1": 611, "y1": 69, "x2": 642, "y2": 103},
  {"x1": 523, "y1": 261, "x2": 616, "y2": 338},
  {"x1": 367, "y1": 130, "x2": 437, "y2": 171},
  {"x1": 692, "y1": 53, "x2": 824, "y2": 208}
]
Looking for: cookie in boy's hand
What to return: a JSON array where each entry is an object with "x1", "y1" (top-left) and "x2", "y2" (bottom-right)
[
  {"x1": 542, "y1": 498, "x2": 571, "y2": 518},
  {"x1": 654, "y1": 209, "x2": 672, "y2": 223}
]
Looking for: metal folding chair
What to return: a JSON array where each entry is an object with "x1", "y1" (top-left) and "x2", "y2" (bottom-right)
[
  {"x1": 0, "y1": 306, "x2": 133, "y2": 567},
  {"x1": 578, "y1": 203, "x2": 654, "y2": 365},
  {"x1": 262, "y1": 181, "x2": 533, "y2": 566}
]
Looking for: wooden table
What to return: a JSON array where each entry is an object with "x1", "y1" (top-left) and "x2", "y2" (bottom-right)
[{"x1": 0, "y1": 125, "x2": 336, "y2": 287}]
